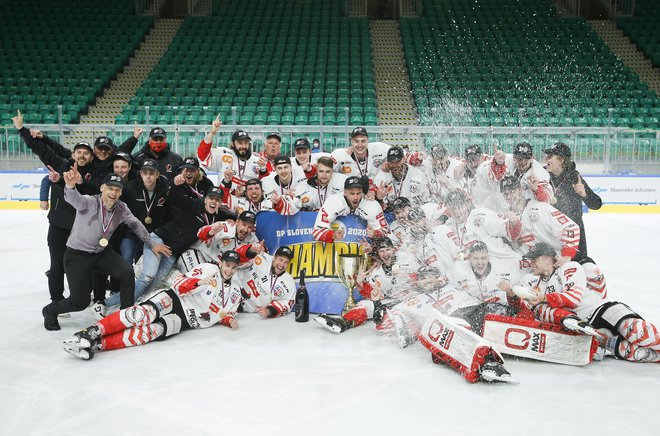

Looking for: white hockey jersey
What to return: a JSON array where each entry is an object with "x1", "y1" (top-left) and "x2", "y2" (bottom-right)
[
  {"x1": 520, "y1": 262, "x2": 606, "y2": 320},
  {"x1": 223, "y1": 193, "x2": 276, "y2": 215},
  {"x1": 172, "y1": 263, "x2": 243, "y2": 329},
  {"x1": 422, "y1": 156, "x2": 464, "y2": 201},
  {"x1": 518, "y1": 200, "x2": 580, "y2": 259},
  {"x1": 239, "y1": 253, "x2": 296, "y2": 317},
  {"x1": 473, "y1": 155, "x2": 553, "y2": 212},
  {"x1": 293, "y1": 174, "x2": 347, "y2": 212},
  {"x1": 465, "y1": 207, "x2": 523, "y2": 267},
  {"x1": 331, "y1": 141, "x2": 391, "y2": 179},
  {"x1": 199, "y1": 144, "x2": 264, "y2": 187},
  {"x1": 451, "y1": 259, "x2": 515, "y2": 305},
  {"x1": 422, "y1": 219, "x2": 477, "y2": 275},
  {"x1": 312, "y1": 192, "x2": 387, "y2": 243},
  {"x1": 197, "y1": 221, "x2": 258, "y2": 262},
  {"x1": 372, "y1": 164, "x2": 432, "y2": 206}
]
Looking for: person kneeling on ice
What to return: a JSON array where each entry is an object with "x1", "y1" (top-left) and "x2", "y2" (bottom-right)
[
  {"x1": 63, "y1": 251, "x2": 242, "y2": 360},
  {"x1": 315, "y1": 236, "x2": 419, "y2": 334},
  {"x1": 509, "y1": 242, "x2": 660, "y2": 362}
]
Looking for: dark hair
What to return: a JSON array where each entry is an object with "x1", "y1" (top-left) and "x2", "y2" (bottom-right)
[{"x1": 317, "y1": 156, "x2": 334, "y2": 169}]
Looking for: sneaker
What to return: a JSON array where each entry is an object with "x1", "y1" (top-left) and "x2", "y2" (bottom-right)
[
  {"x1": 480, "y1": 361, "x2": 516, "y2": 383},
  {"x1": 91, "y1": 302, "x2": 107, "y2": 320},
  {"x1": 314, "y1": 315, "x2": 348, "y2": 334},
  {"x1": 561, "y1": 316, "x2": 599, "y2": 336},
  {"x1": 390, "y1": 311, "x2": 416, "y2": 349},
  {"x1": 42, "y1": 304, "x2": 61, "y2": 331}
]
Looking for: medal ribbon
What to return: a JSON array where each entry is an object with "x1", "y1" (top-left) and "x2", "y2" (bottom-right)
[
  {"x1": 143, "y1": 188, "x2": 157, "y2": 218},
  {"x1": 99, "y1": 198, "x2": 116, "y2": 240}
]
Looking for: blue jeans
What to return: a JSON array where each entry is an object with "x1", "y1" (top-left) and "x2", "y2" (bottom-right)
[
  {"x1": 120, "y1": 236, "x2": 142, "y2": 264},
  {"x1": 106, "y1": 233, "x2": 175, "y2": 307}
]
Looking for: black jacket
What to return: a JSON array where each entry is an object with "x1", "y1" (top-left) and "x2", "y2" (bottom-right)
[
  {"x1": 154, "y1": 184, "x2": 235, "y2": 256},
  {"x1": 133, "y1": 143, "x2": 183, "y2": 181},
  {"x1": 121, "y1": 174, "x2": 172, "y2": 238}
]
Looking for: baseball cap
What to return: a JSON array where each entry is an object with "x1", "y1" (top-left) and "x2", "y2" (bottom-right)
[
  {"x1": 149, "y1": 127, "x2": 166, "y2": 139},
  {"x1": 430, "y1": 145, "x2": 448, "y2": 158},
  {"x1": 140, "y1": 159, "x2": 159, "y2": 172},
  {"x1": 221, "y1": 250, "x2": 240, "y2": 264},
  {"x1": 232, "y1": 130, "x2": 251, "y2": 142},
  {"x1": 294, "y1": 138, "x2": 310, "y2": 150},
  {"x1": 274, "y1": 246, "x2": 294, "y2": 260},
  {"x1": 245, "y1": 178, "x2": 262, "y2": 188},
  {"x1": 266, "y1": 132, "x2": 282, "y2": 142},
  {"x1": 543, "y1": 142, "x2": 572, "y2": 159},
  {"x1": 102, "y1": 173, "x2": 125, "y2": 189},
  {"x1": 513, "y1": 142, "x2": 533, "y2": 159},
  {"x1": 238, "y1": 210, "x2": 257, "y2": 224},
  {"x1": 180, "y1": 157, "x2": 200, "y2": 170},
  {"x1": 523, "y1": 242, "x2": 557, "y2": 259},
  {"x1": 465, "y1": 145, "x2": 483, "y2": 160},
  {"x1": 274, "y1": 155, "x2": 291, "y2": 166},
  {"x1": 73, "y1": 141, "x2": 93, "y2": 153},
  {"x1": 499, "y1": 175, "x2": 521, "y2": 192},
  {"x1": 206, "y1": 187, "x2": 224, "y2": 199},
  {"x1": 110, "y1": 151, "x2": 133, "y2": 164},
  {"x1": 387, "y1": 146, "x2": 405, "y2": 163},
  {"x1": 344, "y1": 175, "x2": 363, "y2": 190},
  {"x1": 94, "y1": 136, "x2": 115, "y2": 150},
  {"x1": 390, "y1": 197, "x2": 411, "y2": 211},
  {"x1": 350, "y1": 127, "x2": 368, "y2": 138}
]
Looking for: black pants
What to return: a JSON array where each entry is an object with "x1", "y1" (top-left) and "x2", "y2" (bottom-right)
[
  {"x1": 52, "y1": 248, "x2": 135, "y2": 315},
  {"x1": 46, "y1": 224, "x2": 70, "y2": 301}
]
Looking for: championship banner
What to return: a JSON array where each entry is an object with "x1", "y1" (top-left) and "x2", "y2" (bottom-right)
[{"x1": 256, "y1": 211, "x2": 366, "y2": 315}]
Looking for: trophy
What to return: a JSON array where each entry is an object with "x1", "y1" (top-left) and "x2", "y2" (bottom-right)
[{"x1": 335, "y1": 252, "x2": 366, "y2": 315}]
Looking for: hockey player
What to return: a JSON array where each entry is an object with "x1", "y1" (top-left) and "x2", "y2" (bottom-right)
[
  {"x1": 314, "y1": 237, "x2": 419, "y2": 334},
  {"x1": 221, "y1": 177, "x2": 292, "y2": 215},
  {"x1": 373, "y1": 146, "x2": 432, "y2": 208},
  {"x1": 261, "y1": 155, "x2": 306, "y2": 198},
  {"x1": 514, "y1": 242, "x2": 660, "y2": 362},
  {"x1": 312, "y1": 176, "x2": 388, "y2": 243},
  {"x1": 239, "y1": 246, "x2": 296, "y2": 318},
  {"x1": 331, "y1": 127, "x2": 391, "y2": 181},
  {"x1": 500, "y1": 175, "x2": 580, "y2": 265},
  {"x1": 178, "y1": 211, "x2": 259, "y2": 272},
  {"x1": 176, "y1": 157, "x2": 214, "y2": 199},
  {"x1": 197, "y1": 119, "x2": 268, "y2": 190},
  {"x1": 63, "y1": 251, "x2": 243, "y2": 360},
  {"x1": 421, "y1": 145, "x2": 463, "y2": 201},
  {"x1": 448, "y1": 144, "x2": 486, "y2": 198},
  {"x1": 473, "y1": 142, "x2": 553, "y2": 212},
  {"x1": 291, "y1": 138, "x2": 318, "y2": 179},
  {"x1": 293, "y1": 156, "x2": 347, "y2": 211}
]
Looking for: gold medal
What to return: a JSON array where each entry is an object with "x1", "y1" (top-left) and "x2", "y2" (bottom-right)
[
  {"x1": 456, "y1": 251, "x2": 465, "y2": 261},
  {"x1": 144, "y1": 216, "x2": 152, "y2": 225},
  {"x1": 99, "y1": 238, "x2": 109, "y2": 247}
]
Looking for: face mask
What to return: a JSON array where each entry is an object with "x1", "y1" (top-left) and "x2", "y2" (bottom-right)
[{"x1": 149, "y1": 140, "x2": 167, "y2": 153}]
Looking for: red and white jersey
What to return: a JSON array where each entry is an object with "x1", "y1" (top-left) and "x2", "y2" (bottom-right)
[
  {"x1": 422, "y1": 219, "x2": 477, "y2": 274},
  {"x1": 197, "y1": 141, "x2": 264, "y2": 187},
  {"x1": 362, "y1": 254, "x2": 420, "y2": 302},
  {"x1": 193, "y1": 221, "x2": 259, "y2": 264},
  {"x1": 465, "y1": 207, "x2": 523, "y2": 265},
  {"x1": 422, "y1": 157, "x2": 464, "y2": 201},
  {"x1": 312, "y1": 192, "x2": 387, "y2": 243},
  {"x1": 389, "y1": 220, "x2": 427, "y2": 263},
  {"x1": 447, "y1": 156, "x2": 492, "y2": 199},
  {"x1": 518, "y1": 200, "x2": 580, "y2": 259},
  {"x1": 238, "y1": 253, "x2": 296, "y2": 317},
  {"x1": 223, "y1": 194, "x2": 275, "y2": 215},
  {"x1": 372, "y1": 164, "x2": 432, "y2": 206},
  {"x1": 261, "y1": 172, "x2": 305, "y2": 198},
  {"x1": 331, "y1": 142, "x2": 391, "y2": 179},
  {"x1": 520, "y1": 262, "x2": 606, "y2": 320},
  {"x1": 293, "y1": 174, "x2": 347, "y2": 211},
  {"x1": 451, "y1": 260, "x2": 515, "y2": 305},
  {"x1": 172, "y1": 263, "x2": 242, "y2": 329},
  {"x1": 473, "y1": 156, "x2": 553, "y2": 211}
]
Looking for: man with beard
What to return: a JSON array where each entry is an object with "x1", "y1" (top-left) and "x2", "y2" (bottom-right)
[
  {"x1": 221, "y1": 178, "x2": 286, "y2": 215},
  {"x1": 41, "y1": 168, "x2": 170, "y2": 331},
  {"x1": 473, "y1": 142, "x2": 553, "y2": 212},
  {"x1": 312, "y1": 176, "x2": 388, "y2": 243},
  {"x1": 133, "y1": 127, "x2": 183, "y2": 181},
  {"x1": 197, "y1": 118, "x2": 267, "y2": 191},
  {"x1": 173, "y1": 156, "x2": 214, "y2": 201},
  {"x1": 239, "y1": 246, "x2": 296, "y2": 318},
  {"x1": 374, "y1": 146, "x2": 431, "y2": 208},
  {"x1": 293, "y1": 156, "x2": 347, "y2": 211},
  {"x1": 314, "y1": 237, "x2": 418, "y2": 334}
]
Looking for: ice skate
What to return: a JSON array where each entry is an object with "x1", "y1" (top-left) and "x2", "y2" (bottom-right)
[
  {"x1": 561, "y1": 316, "x2": 599, "y2": 336},
  {"x1": 390, "y1": 311, "x2": 417, "y2": 349},
  {"x1": 63, "y1": 343, "x2": 96, "y2": 361},
  {"x1": 314, "y1": 315, "x2": 349, "y2": 334},
  {"x1": 63, "y1": 326, "x2": 101, "y2": 349},
  {"x1": 480, "y1": 361, "x2": 517, "y2": 383}
]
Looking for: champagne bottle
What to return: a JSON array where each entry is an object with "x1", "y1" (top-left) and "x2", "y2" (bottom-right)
[{"x1": 294, "y1": 268, "x2": 309, "y2": 322}]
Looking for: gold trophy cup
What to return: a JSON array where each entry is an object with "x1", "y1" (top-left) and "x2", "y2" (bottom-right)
[{"x1": 335, "y1": 252, "x2": 366, "y2": 315}]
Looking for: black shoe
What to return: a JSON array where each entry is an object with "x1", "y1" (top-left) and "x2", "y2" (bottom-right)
[
  {"x1": 42, "y1": 303, "x2": 61, "y2": 331},
  {"x1": 314, "y1": 315, "x2": 349, "y2": 334}
]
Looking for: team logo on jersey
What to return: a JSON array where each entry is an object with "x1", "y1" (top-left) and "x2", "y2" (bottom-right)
[
  {"x1": 529, "y1": 211, "x2": 540, "y2": 223},
  {"x1": 302, "y1": 196, "x2": 310, "y2": 204},
  {"x1": 231, "y1": 292, "x2": 239, "y2": 304},
  {"x1": 158, "y1": 197, "x2": 166, "y2": 206},
  {"x1": 165, "y1": 164, "x2": 172, "y2": 173},
  {"x1": 342, "y1": 166, "x2": 352, "y2": 174},
  {"x1": 473, "y1": 216, "x2": 484, "y2": 227},
  {"x1": 274, "y1": 286, "x2": 284, "y2": 297},
  {"x1": 372, "y1": 158, "x2": 384, "y2": 168},
  {"x1": 222, "y1": 238, "x2": 231, "y2": 246},
  {"x1": 252, "y1": 165, "x2": 260, "y2": 174}
]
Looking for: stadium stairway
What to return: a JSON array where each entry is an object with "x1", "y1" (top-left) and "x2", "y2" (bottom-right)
[
  {"x1": 369, "y1": 20, "x2": 421, "y2": 147},
  {"x1": 76, "y1": 19, "x2": 184, "y2": 131},
  {"x1": 589, "y1": 20, "x2": 660, "y2": 95}
]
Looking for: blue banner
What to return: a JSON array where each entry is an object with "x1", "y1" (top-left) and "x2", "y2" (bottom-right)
[{"x1": 256, "y1": 211, "x2": 366, "y2": 315}]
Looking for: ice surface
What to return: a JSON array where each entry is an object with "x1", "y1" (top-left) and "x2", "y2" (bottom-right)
[{"x1": 1, "y1": 210, "x2": 659, "y2": 435}]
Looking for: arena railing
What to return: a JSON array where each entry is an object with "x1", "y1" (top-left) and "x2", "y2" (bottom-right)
[{"x1": 1, "y1": 123, "x2": 658, "y2": 172}]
